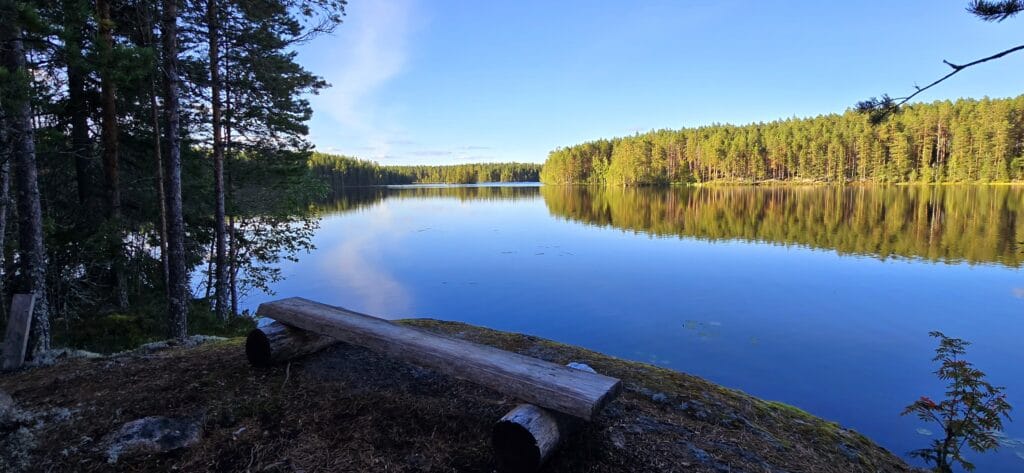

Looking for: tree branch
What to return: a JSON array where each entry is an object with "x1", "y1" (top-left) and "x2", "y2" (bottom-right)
[{"x1": 858, "y1": 43, "x2": 1024, "y2": 122}]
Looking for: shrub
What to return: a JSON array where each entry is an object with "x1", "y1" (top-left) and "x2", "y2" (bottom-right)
[{"x1": 903, "y1": 331, "x2": 1012, "y2": 472}]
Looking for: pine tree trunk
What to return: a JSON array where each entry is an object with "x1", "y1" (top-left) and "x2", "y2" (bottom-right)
[
  {"x1": 209, "y1": 0, "x2": 228, "y2": 320},
  {"x1": 97, "y1": 0, "x2": 128, "y2": 309},
  {"x1": 204, "y1": 239, "x2": 214, "y2": 299},
  {"x1": 65, "y1": 2, "x2": 93, "y2": 207},
  {"x1": 150, "y1": 83, "x2": 169, "y2": 286},
  {"x1": 228, "y1": 215, "x2": 238, "y2": 316},
  {"x1": 0, "y1": 112, "x2": 10, "y2": 319},
  {"x1": 161, "y1": 0, "x2": 188, "y2": 340},
  {"x1": 224, "y1": 47, "x2": 238, "y2": 317},
  {"x1": 0, "y1": 25, "x2": 51, "y2": 354}
]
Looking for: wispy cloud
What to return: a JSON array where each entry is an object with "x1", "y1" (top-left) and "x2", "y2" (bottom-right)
[
  {"x1": 312, "y1": 0, "x2": 416, "y2": 160},
  {"x1": 409, "y1": 150, "x2": 453, "y2": 157},
  {"x1": 387, "y1": 139, "x2": 418, "y2": 146}
]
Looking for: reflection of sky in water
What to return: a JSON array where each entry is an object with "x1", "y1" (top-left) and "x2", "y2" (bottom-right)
[
  {"x1": 316, "y1": 202, "x2": 412, "y2": 317},
  {"x1": 247, "y1": 186, "x2": 1024, "y2": 471}
]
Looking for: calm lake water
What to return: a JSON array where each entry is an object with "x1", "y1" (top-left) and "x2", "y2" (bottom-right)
[{"x1": 248, "y1": 184, "x2": 1024, "y2": 471}]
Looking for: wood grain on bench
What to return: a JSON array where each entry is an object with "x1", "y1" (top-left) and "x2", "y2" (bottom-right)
[{"x1": 256, "y1": 297, "x2": 621, "y2": 420}]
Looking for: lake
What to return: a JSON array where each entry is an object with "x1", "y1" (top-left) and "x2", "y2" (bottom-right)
[{"x1": 248, "y1": 184, "x2": 1024, "y2": 471}]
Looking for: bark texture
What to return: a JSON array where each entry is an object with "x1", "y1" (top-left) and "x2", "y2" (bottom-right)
[
  {"x1": 0, "y1": 22, "x2": 51, "y2": 354},
  {"x1": 256, "y1": 297, "x2": 623, "y2": 420},
  {"x1": 161, "y1": 0, "x2": 188, "y2": 340},
  {"x1": 493, "y1": 404, "x2": 563, "y2": 473},
  {"x1": 97, "y1": 0, "x2": 128, "y2": 309},
  {"x1": 0, "y1": 111, "x2": 10, "y2": 318},
  {"x1": 208, "y1": 0, "x2": 227, "y2": 320}
]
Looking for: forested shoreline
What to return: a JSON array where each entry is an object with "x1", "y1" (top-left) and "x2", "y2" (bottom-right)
[
  {"x1": 0, "y1": 0, "x2": 1019, "y2": 360},
  {"x1": 541, "y1": 96, "x2": 1024, "y2": 185},
  {"x1": 309, "y1": 152, "x2": 542, "y2": 186}
]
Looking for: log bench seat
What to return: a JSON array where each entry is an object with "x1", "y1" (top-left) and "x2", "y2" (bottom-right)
[{"x1": 248, "y1": 297, "x2": 622, "y2": 472}]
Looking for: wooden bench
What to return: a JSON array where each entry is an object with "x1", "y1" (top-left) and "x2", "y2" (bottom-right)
[{"x1": 250, "y1": 297, "x2": 622, "y2": 471}]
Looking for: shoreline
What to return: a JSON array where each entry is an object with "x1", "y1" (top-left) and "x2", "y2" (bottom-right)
[{"x1": 0, "y1": 319, "x2": 921, "y2": 472}]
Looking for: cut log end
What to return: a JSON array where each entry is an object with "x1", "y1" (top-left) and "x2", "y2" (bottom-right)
[
  {"x1": 244, "y1": 327, "x2": 274, "y2": 367},
  {"x1": 245, "y1": 321, "x2": 338, "y2": 367},
  {"x1": 493, "y1": 404, "x2": 562, "y2": 473}
]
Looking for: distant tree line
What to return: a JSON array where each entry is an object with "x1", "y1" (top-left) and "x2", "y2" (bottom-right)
[
  {"x1": 541, "y1": 96, "x2": 1024, "y2": 185},
  {"x1": 309, "y1": 152, "x2": 542, "y2": 187}
]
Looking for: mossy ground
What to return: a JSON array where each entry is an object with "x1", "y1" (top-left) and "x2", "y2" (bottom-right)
[{"x1": 0, "y1": 319, "x2": 921, "y2": 472}]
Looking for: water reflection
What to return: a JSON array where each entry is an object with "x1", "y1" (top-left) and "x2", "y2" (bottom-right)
[
  {"x1": 540, "y1": 185, "x2": 1024, "y2": 267},
  {"x1": 317, "y1": 184, "x2": 1024, "y2": 267},
  {"x1": 266, "y1": 183, "x2": 1024, "y2": 471},
  {"x1": 318, "y1": 184, "x2": 542, "y2": 214},
  {"x1": 318, "y1": 204, "x2": 413, "y2": 316}
]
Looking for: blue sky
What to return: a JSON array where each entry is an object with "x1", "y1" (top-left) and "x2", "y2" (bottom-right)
[{"x1": 296, "y1": 0, "x2": 1024, "y2": 165}]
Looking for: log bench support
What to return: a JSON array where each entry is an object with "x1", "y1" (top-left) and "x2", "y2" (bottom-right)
[
  {"x1": 245, "y1": 320, "x2": 338, "y2": 367},
  {"x1": 250, "y1": 297, "x2": 622, "y2": 472},
  {"x1": 493, "y1": 399, "x2": 588, "y2": 472}
]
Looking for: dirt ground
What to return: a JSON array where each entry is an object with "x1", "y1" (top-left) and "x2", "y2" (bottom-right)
[{"x1": 0, "y1": 319, "x2": 921, "y2": 472}]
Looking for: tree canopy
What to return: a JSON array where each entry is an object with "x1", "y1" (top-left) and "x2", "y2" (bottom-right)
[
  {"x1": 0, "y1": 0, "x2": 345, "y2": 352},
  {"x1": 541, "y1": 96, "x2": 1024, "y2": 185}
]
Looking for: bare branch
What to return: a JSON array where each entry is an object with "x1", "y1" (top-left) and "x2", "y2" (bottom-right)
[{"x1": 858, "y1": 43, "x2": 1024, "y2": 123}]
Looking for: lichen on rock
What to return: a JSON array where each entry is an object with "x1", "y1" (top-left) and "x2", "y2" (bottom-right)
[{"x1": 104, "y1": 416, "x2": 203, "y2": 464}]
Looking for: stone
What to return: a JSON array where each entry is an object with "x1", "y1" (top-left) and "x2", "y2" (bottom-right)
[
  {"x1": 608, "y1": 429, "x2": 626, "y2": 450},
  {"x1": 685, "y1": 442, "x2": 712, "y2": 463},
  {"x1": 105, "y1": 416, "x2": 202, "y2": 464},
  {"x1": 678, "y1": 400, "x2": 712, "y2": 421},
  {"x1": 837, "y1": 442, "x2": 861, "y2": 463},
  {"x1": 0, "y1": 390, "x2": 32, "y2": 429},
  {"x1": 566, "y1": 362, "x2": 596, "y2": 373},
  {"x1": 25, "y1": 348, "x2": 102, "y2": 367},
  {"x1": 0, "y1": 390, "x2": 14, "y2": 421}
]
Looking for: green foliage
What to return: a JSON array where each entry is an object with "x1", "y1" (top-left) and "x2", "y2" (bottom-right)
[
  {"x1": 903, "y1": 332, "x2": 1013, "y2": 472},
  {"x1": 1, "y1": 0, "x2": 343, "y2": 350},
  {"x1": 58, "y1": 312, "x2": 162, "y2": 354},
  {"x1": 309, "y1": 152, "x2": 543, "y2": 186},
  {"x1": 56, "y1": 299, "x2": 255, "y2": 353},
  {"x1": 187, "y1": 300, "x2": 256, "y2": 338},
  {"x1": 968, "y1": 0, "x2": 1024, "y2": 22},
  {"x1": 542, "y1": 96, "x2": 1024, "y2": 185}
]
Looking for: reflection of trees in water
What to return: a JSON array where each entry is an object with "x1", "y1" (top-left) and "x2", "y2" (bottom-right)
[
  {"x1": 314, "y1": 184, "x2": 1022, "y2": 267},
  {"x1": 541, "y1": 185, "x2": 1024, "y2": 267},
  {"x1": 316, "y1": 185, "x2": 543, "y2": 214}
]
